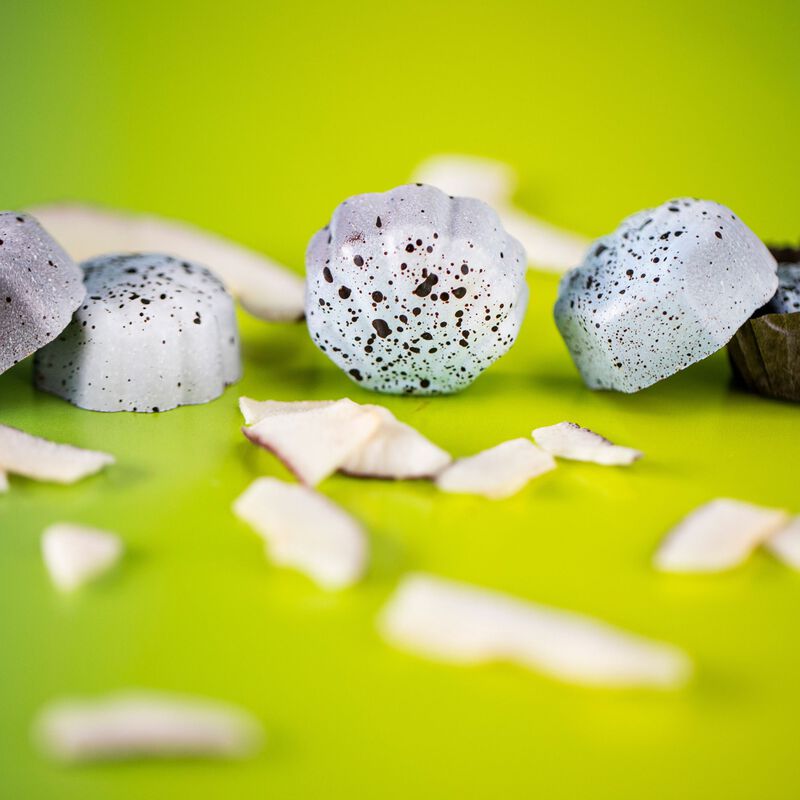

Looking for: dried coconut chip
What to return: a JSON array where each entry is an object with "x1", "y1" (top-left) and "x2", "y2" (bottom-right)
[
  {"x1": 42, "y1": 524, "x2": 123, "y2": 591},
  {"x1": 379, "y1": 574, "x2": 691, "y2": 689},
  {"x1": 35, "y1": 691, "x2": 263, "y2": 762},
  {"x1": 765, "y1": 517, "x2": 800, "y2": 570},
  {"x1": 242, "y1": 398, "x2": 381, "y2": 486},
  {"x1": 240, "y1": 397, "x2": 450, "y2": 481},
  {"x1": 340, "y1": 405, "x2": 451, "y2": 480},
  {"x1": 0, "y1": 424, "x2": 114, "y2": 484},
  {"x1": 532, "y1": 422, "x2": 642, "y2": 466},
  {"x1": 435, "y1": 438, "x2": 555, "y2": 499},
  {"x1": 233, "y1": 477, "x2": 367, "y2": 589},
  {"x1": 654, "y1": 498, "x2": 789, "y2": 573},
  {"x1": 28, "y1": 202, "x2": 305, "y2": 323}
]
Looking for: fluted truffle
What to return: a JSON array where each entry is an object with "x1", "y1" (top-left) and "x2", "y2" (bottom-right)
[
  {"x1": 554, "y1": 198, "x2": 778, "y2": 392},
  {"x1": 305, "y1": 184, "x2": 528, "y2": 395},
  {"x1": 0, "y1": 212, "x2": 84, "y2": 374},
  {"x1": 35, "y1": 253, "x2": 241, "y2": 412}
]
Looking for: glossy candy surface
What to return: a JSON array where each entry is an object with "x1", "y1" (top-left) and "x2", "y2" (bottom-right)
[{"x1": 306, "y1": 184, "x2": 528, "y2": 395}]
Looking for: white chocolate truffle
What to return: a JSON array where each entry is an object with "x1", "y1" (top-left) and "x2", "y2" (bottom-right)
[
  {"x1": 0, "y1": 212, "x2": 84, "y2": 374},
  {"x1": 554, "y1": 199, "x2": 778, "y2": 392},
  {"x1": 763, "y1": 260, "x2": 800, "y2": 315},
  {"x1": 35, "y1": 253, "x2": 241, "y2": 412},
  {"x1": 306, "y1": 184, "x2": 528, "y2": 395}
]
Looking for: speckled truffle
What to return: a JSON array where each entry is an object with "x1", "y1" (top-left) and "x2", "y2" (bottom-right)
[
  {"x1": 554, "y1": 198, "x2": 778, "y2": 393},
  {"x1": 0, "y1": 212, "x2": 84, "y2": 374},
  {"x1": 34, "y1": 253, "x2": 241, "y2": 412},
  {"x1": 763, "y1": 249, "x2": 800, "y2": 314},
  {"x1": 305, "y1": 184, "x2": 528, "y2": 395}
]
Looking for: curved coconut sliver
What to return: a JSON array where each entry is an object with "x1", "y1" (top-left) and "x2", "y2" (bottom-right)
[
  {"x1": 28, "y1": 202, "x2": 305, "y2": 323},
  {"x1": 35, "y1": 691, "x2": 264, "y2": 762},
  {"x1": 340, "y1": 405, "x2": 451, "y2": 480},
  {"x1": 766, "y1": 517, "x2": 800, "y2": 570},
  {"x1": 412, "y1": 155, "x2": 590, "y2": 272},
  {"x1": 654, "y1": 498, "x2": 789, "y2": 573},
  {"x1": 0, "y1": 424, "x2": 113, "y2": 484},
  {"x1": 42, "y1": 524, "x2": 123, "y2": 591},
  {"x1": 379, "y1": 574, "x2": 692, "y2": 689},
  {"x1": 435, "y1": 438, "x2": 555, "y2": 500},
  {"x1": 239, "y1": 397, "x2": 451, "y2": 480},
  {"x1": 532, "y1": 422, "x2": 642, "y2": 466},
  {"x1": 234, "y1": 477, "x2": 367, "y2": 590},
  {"x1": 242, "y1": 399, "x2": 382, "y2": 486}
]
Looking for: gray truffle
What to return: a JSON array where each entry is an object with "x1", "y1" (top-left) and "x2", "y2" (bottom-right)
[
  {"x1": 0, "y1": 212, "x2": 84, "y2": 374},
  {"x1": 305, "y1": 184, "x2": 528, "y2": 395},
  {"x1": 554, "y1": 198, "x2": 778, "y2": 393},
  {"x1": 763, "y1": 256, "x2": 800, "y2": 315},
  {"x1": 35, "y1": 253, "x2": 241, "y2": 412}
]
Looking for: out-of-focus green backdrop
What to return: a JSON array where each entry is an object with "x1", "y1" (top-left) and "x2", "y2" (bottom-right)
[{"x1": 2, "y1": 1, "x2": 800, "y2": 798}]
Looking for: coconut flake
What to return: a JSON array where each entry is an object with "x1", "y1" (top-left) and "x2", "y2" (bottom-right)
[
  {"x1": 340, "y1": 405, "x2": 450, "y2": 479},
  {"x1": 654, "y1": 498, "x2": 789, "y2": 573},
  {"x1": 42, "y1": 523, "x2": 123, "y2": 591},
  {"x1": 28, "y1": 202, "x2": 305, "y2": 323},
  {"x1": 0, "y1": 471, "x2": 8, "y2": 493},
  {"x1": 379, "y1": 574, "x2": 691, "y2": 688},
  {"x1": 35, "y1": 253, "x2": 241, "y2": 413},
  {"x1": 233, "y1": 477, "x2": 367, "y2": 589},
  {"x1": 238, "y1": 397, "x2": 335, "y2": 426},
  {"x1": 0, "y1": 424, "x2": 114, "y2": 484},
  {"x1": 240, "y1": 398, "x2": 450, "y2": 480},
  {"x1": 532, "y1": 422, "x2": 642, "y2": 466},
  {"x1": 242, "y1": 398, "x2": 381, "y2": 486},
  {"x1": 435, "y1": 438, "x2": 555, "y2": 499},
  {"x1": 498, "y1": 206, "x2": 591, "y2": 274},
  {"x1": 765, "y1": 517, "x2": 800, "y2": 570},
  {"x1": 412, "y1": 155, "x2": 590, "y2": 272},
  {"x1": 34, "y1": 691, "x2": 263, "y2": 762}
]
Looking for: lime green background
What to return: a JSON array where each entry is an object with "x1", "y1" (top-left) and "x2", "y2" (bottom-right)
[{"x1": 2, "y1": 1, "x2": 800, "y2": 797}]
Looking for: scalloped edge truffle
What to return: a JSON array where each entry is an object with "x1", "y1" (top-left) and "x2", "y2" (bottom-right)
[
  {"x1": 306, "y1": 183, "x2": 528, "y2": 395},
  {"x1": 0, "y1": 212, "x2": 85, "y2": 375},
  {"x1": 34, "y1": 253, "x2": 241, "y2": 413}
]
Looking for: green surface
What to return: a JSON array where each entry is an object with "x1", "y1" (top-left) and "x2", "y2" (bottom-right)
[{"x1": 2, "y1": 1, "x2": 800, "y2": 798}]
